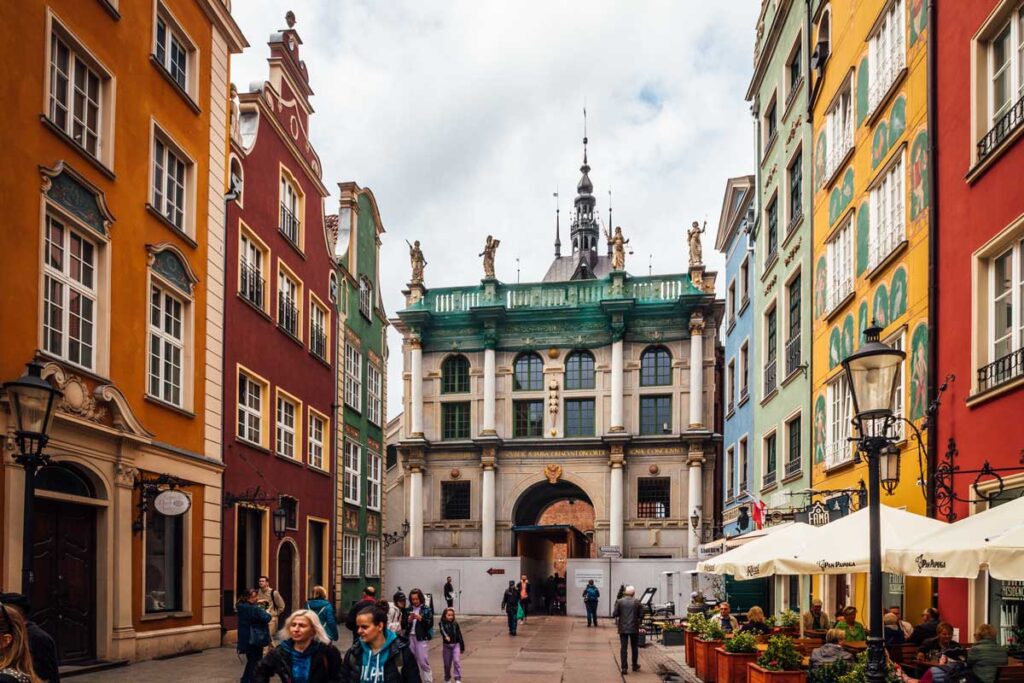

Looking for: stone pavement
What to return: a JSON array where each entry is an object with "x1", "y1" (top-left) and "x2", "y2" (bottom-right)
[{"x1": 71, "y1": 615, "x2": 698, "y2": 682}]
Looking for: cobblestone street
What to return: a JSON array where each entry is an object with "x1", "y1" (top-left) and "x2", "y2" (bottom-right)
[{"x1": 71, "y1": 616, "x2": 693, "y2": 683}]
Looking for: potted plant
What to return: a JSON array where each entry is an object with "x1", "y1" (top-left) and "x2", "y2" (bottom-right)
[
  {"x1": 748, "y1": 635, "x2": 805, "y2": 683},
  {"x1": 1009, "y1": 625, "x2": 1024, "y2": 661},
  {"x1": 662, "y1": 622, "x2": 685, "y2": 647},
  {"x1": 813, "y1": 652, "x2": 905, "y2": 683},
  {"x1": 695, "y1": 621, "x2": 725, "y2": 683},
  {"x1": 716, "y1": 631, "x2": 760, "y2": 683},
  {"x1": 685, "y1": 611, "x2": 708, "y2": 666},
  {"x1": 776, "y1": 610, "x2": 800, "y2": 635}
]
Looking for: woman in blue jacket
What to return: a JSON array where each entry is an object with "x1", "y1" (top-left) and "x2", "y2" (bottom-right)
[
  {"x1": 305, "y1": 585, "x2": 339, "y2": 642},
  {"x1": 236, "y1": 588, "x2": 272, "y2": 682}
]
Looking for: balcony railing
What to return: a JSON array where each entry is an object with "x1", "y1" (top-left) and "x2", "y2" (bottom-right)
[
  {"x1": 823, "y1": 124, "x2": 853, "y2": 181},
  {"x1": 785, "y1": 457, "x2": 801, "y2": 478},
  {"x1": 785, "y1": 334, "x2": 802, "y2": 377},
  {"x1": 763, "y1": 469, "x2": 777, "y2": 488},
  {"x1": 280, "y1": 203, "x2": 300, "y2": 245},
  {"x1": 311, "y1": 323, "x2": 327, "y2": 359},
  {"x1": 978, "y1": 347, "x2": 1024, "y2": 393},
  {"x1": 763, "y1": 359, "x2": 777, "y2": 396},
  {"x1": 240, "y1": 259, "x2": 264, "y2": 308},
  {"x1": 979, "y1": 95, "x2": 1024, "y2": 161},
  {"x1": 739, "y1": 478, "x2": 749, "y2": 495},
  {"x1": 278, "y1": 293, "x2": 298, "y2": 336},
  {"x1": 739, "y1": 386, "x2": 749, "y2": 403}
]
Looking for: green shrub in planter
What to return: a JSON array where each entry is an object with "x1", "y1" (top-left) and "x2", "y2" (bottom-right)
[
  {"x1": 756, "y1": 635, "x2": 802, "y2": 671},
  {"x1": 826, "y1": 652, "x2": 905, "y2": 683},
  {"x1": 700, "y1": 621, "x2": 725, "y2": 641},
  {"x1": 723, "y1": 632, "x2": 759, "y2": 654},
  {"x1": 777, "y1": 610, "x2": 800, "y2": 629},
  {"x1": 687, "y1": 611, "x2": 708, "y2": 633}
]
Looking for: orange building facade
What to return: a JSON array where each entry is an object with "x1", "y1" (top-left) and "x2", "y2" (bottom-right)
[{"x1": 0, "y1": 0, "x2": 245, "y2": 664}]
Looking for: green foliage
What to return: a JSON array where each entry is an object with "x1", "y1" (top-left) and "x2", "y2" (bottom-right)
[
  {"x1": 756, "y1": 635, "x2": 803, "y2": 671},
  {"x1": 1009, "y1": 625, "x2": 1024, "y2": 654},
  {"x1": 825, "y1": 652, "x2": 904, "y2": 683},
  {"x1": 724, "y1": 632, "x2": 759, "y2": 654},
  {"x1": 686, "y1": 611, "x2": 708, "y2": 633},
  {"x1": 700, "y1": 620, "x2": 725, "y2": 641},
  {"x1": 662, "y1": 622, "x2": 685, "y2": 632},
  {"x1": 778, "y1": 610, "x2": 801, "y2": 628}
]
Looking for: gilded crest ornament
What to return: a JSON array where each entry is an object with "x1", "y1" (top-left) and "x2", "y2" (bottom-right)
[{"x1": 544, "y1": 463, "x2": 563, "y2": 484}]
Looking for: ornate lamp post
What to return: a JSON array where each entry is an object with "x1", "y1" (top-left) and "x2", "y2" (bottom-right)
[
  {"x1": 841, "y1": 326, "x2": 905, "y2": 683},
  {"x1": 272, "y1": 506, "x2": 288, "y2": 539},
  {"x1": 3, "y1": 361, "x2": 62, "y2": 596}
]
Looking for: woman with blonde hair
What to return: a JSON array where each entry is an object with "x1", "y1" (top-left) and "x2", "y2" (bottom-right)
[
  {"x1": 304, "y1": 585, "x2": 339, "y2": 642},
  {"x1": 254, "y1": 609, "x2": 342, "y2": 682},
  {"x1": 0, "y1": 603, "x2": 40, "y2": 683},
  {"x1": 740, "y1": 606, "x2": 771, "y2": 635}
]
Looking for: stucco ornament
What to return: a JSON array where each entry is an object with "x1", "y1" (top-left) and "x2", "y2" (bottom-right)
[
  {"x1": 450, "y1": 468, "x2": 461, "y2": 480},
  {"x1": 547, "y1": 379, "x2": 560, "y2": 435},
  {"x1": 688, "y1": 220, "x2": 706, "y2": 267},
  {"x1": 229, "y1": 83, "x2": 241, "y2": 145},
  {"x1": 544, "y1": 463, "x2": 563, "y2": 484},
  {"x1": 604, "y1": 226, "x2": 629, "y2": 270},
  {"x1": 408, "y1": 239, "x2": 426, "y2": 284},
  {"x1": 479, "y1": 235, "x2": 500, "y2": 279}
]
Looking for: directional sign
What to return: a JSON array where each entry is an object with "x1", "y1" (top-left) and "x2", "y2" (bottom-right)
[
  {"x1": 599, "y1": 545, "x2": 622, "y2": 558},
  {"x1": 486, "y1": 567, "x2": 505, "y2": 576}
]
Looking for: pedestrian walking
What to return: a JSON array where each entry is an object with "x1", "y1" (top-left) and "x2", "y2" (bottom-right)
[
  {"x1": 515, "y1": 575, "x2": 531, "y2": 622},
  {"x1": 340, "y1": 603, "x2": 421, "y2": 683},
  {"x1": 253, "y1": 609, "x2": 341, "y2": 683},
  {"x1": 387, "y1": 592, "x2": 408, "y2": 635},
  {"x1": 403, "y1": 589, "x2": 434, "y2": 683},
  {"x1": 0, "y1": 602, "x2": 39, "y2": 683},
  {"x1": 256, "y1": 575, "x2": 286, "y2": 645},
  {"x1": 581, "y1": 580, "x2": 600, "y2": 627},
  {"x1": 443, "y1": 577, "x2": 455, "y2": 609},
  {"x1": 345, "y1": 586, "x2": 377, "y2": 644},
  {"x1": 612, "y1": 585, "x2": 643, "y2": 675},
  {"x1": 0, "y1": 593, "x2": 59, "y2": 683},
  {"x1": 501, "y1": 581, "x2": 520, "y2": 636},
  {"x1": 304, "y1": 585, "x2": 338, "y2": 642},
  {"x1": 439, "y1": 608, "x2": 465, "y2": 683},
  {"x1": 236, "y1": 588, "x2": 272, "y2": 683}
]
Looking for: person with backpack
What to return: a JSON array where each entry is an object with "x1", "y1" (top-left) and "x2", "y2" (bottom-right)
[
  {"x1": 387, "y1": 592, "x2": 408, "y2": 635},
  {"x1": 582, "y1": 580, "x2": 601, "y2": 627},
  {"x1": 340, "y1": 603, "x2": 421, "y2": 683},
  {"x1": 439, "y1": 608, "x2": 465, "y2": 683},
  {"x1": 500, "y1": 581, "x2": 520, "y2": 636},
  {"x1": 256, "y1": 575, "x2": 287, "y2": 646},
  {"x1": 304, "y1": 585, "x2": 339, "y2": 642},
  {"x1": 403, "y1": 588, "x2": 434, "y2": 682},
  {"x1": 236, "y1": 588, "x2": 272, "y2": 682}
]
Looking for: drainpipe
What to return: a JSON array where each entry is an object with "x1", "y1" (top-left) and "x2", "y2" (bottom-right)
[
  {"x1": 925, "y1": 0, "x2": 939, "y2": 608},
  {"x1": 805, "y1": 0, "x2": 815, "y2": 500}
]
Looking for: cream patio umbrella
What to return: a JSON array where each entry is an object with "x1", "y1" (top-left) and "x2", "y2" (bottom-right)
[
  {"x1": 696, "y1": 522, "x2": 821, "y2": 580},
  {"x1": 889, "y1": 495, "x2": 1024, "y2": 580}
]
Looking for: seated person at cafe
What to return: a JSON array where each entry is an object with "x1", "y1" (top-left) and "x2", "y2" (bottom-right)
[
  {"x1": 890, "y1": 605, "x2": 914, "y2": 639},
  {"x1": 802, "y1": 598, "x2": 832, "y2": 632},
  {"x1": 686, "y1": 592, "x2": 711, "y2": 617},
  {"x1": 909, "y1": 607, "x2": 941, "y2": 645},
  {"x1": 917, "y1": 622, "x2": 966, "y2": 665},
  {"x1": 740, "y1": 606, "x2": 771, "y2": 636},
  {"x1": 710, "y1": 602, "x2": 740, "y2": 634},
  {"x1": 809, "y1": 629, "x2": 854, "y2": 673},
  {"x1": 884, "y1": 613, "x2": 906, "y2": 647},
  {"x1": 965, "y1": 623, "x2": 1008, "y2": 683},
  {"x1": 835, "y1": 606, "x2": 867, "y2": 642}
]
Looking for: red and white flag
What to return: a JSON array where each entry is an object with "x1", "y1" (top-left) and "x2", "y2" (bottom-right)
[{"x1": 751, "y1": 500, "x2": 768, "y2": 530}]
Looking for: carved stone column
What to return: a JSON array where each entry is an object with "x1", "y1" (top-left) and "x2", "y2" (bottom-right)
[
  {"x1": 480, "y1": 448, "x2": 497, "y2": 557},
  {"x1": 111, "y1": 463, "x2": 139, "y2": 658},
  {"x1": 404, "y1": 450, "x2": 425, "y2": 557},
  {"x1": 608, "y1": 443, "x2": 625, "y2": 549},
  {"x1": 688, "y1": 313, "x2": 705, "y2": 430},
  {"x1": 410, "y1": 338, "x2": 424, "y2": 438},
  {"x1": 687, "y1": 444, "x2": 705, "y2": 559},
  {"x1": 482, "y1": 346, "x2": 496, "y2": 436}
]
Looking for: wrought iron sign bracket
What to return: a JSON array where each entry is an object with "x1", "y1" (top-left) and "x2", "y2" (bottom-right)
[
  {"x1": 934, "y1": 437, "x2": 1024, "y2": 522},
  {"x1": 132, "y1": 473, "x2": 187, "y2": 534}
]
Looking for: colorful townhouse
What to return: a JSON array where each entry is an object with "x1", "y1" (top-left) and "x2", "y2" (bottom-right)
[
  {"x1": 334, "y1": 182, "x2": 388, "y2": 611},
  {"x1": 933, "y1": 0, "x2": 1024, "y2": 644},
  {"x1": 808, "y1": 0, "x2": 932, "y2": 621},
  {"x1": 0, "y1": 0, "x2": 245, "y2": 663},
  {"x1": 221, "y1": 18, "x2": 337, "y2": 631}
]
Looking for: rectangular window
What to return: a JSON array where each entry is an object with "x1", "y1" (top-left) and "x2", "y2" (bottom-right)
[
  {"x1": 281, "y1": 496, "x2": 298, "y2": 530},
  {"x1": 48, "y1": 32, "x2": 103, "y2": 158},
  {"x1": 765, "y1": 97, "x2": 778, "y2": 144},
  {"x1": 786, "y1": 415, "x2": 802, "y2": 478},
  {"x1": 725, "y1": 446, "x2": 735, "y2": 499},
  {"x1": 367, "y1": 450, "x2": 382, "y2": 511},
  {"x1": 786, "y1": 275, "x2": 802, "y2": 376},
  {"x1": 740, "y1": 258, "x2": 750, "y2": 305},
  {"x1": 441, "y1": 480, "x2": 471, "y2": 520},
  {"x1": 342, "y1": 535, "x2": 360, "y2": 577},
  {"x1": 43, "y1": 214, "x2": 97, "y2": 370},
  {"x1": 564, "y1": 398, "x2": 595, "y2": 437},
  {"x1": 739, "y1": 342, "x2": 750, "y2": 399},
  {"x1": 155, "y1": 13, "x2": 188, "y2": 90},
  {"x1": 637, "y1": 477, "x2": 671, "y2": 518},
  {"x1": 639, "y1": 395, "x2": 672, "y2": 435},
  {"x1": 868, "y1": 0, "x2": 906, "y2": 115},
  {"x1": 310, "y1": 302, "x2": 328, "y2": 360},
  {"x1": 981, "y1": 239, "x2": 1024, "y2": 391},
  {"x1": 764, "y1": 305, "x2": 778, "y2": 396},
  {"x1": 308, "y1": 412, "x2": 325, "y2": 470},
  {"x1": 280, "y1": 175, "x2": 301, "y2": 245},
  {"x1": 824, "y1": 80, "x2": 854, "y2": 180},
  {"x1": 788, "y1": 42, "x2": 803, "y2": 96},
  {"x1": 868, "y1": 154, "x2": 906, "y2": 271},
  {"x1": 766, "y1": 196, "x2": 779, "y2": 264},
  {"x1": 788, "y1": 151, "x2": 803, "y2": 225},
  {"x1": 727, "y1": 359, "x2": 736, "y2": 412},
  {"x1": 978, "y1": 6, "x2": 1024, "y2": 160},
  {"x1": 359, "y1": 277, "x2": 372, "y2": 319},
  {"x1": 441, "y1": 402, "x2": 470, "y2": 440},
  {"x1": 144, "y1": 510, "x2": 183, "y2": 614},
  {"x1": 237, "y1": 372, "x2": 263, "y2": 445},
  {"x1": 148, "y1": 285, "x2": 184, "y2": 407},
  {"x1": 364, "y1": 537, "x2": 381, "y2": 578},
  {"x1": 763, "y1": 432, "x2": 778, "y2": 487},
  {"x1": 366, "y1": 364, "x2": 382, "y2": 426},
  {"x1": 513, "y1": 399, "x2": 544, "y2": 437},
  {"x1": 826, "y1": 216, "x2": 854, "y2": 312},
  {"x1": 153, "y1": 136, "x2": 188, "y2": 231},
  {"x1": 239, "y1": 233, "x2": 266, "y2": 309},
  {"x1": 344, "y1": 344, "x2": 362, "y2": 411},
  {"x1": 727, "y1": 281, "x2": 736, "y2": 324},
  {"x1": 344, "y1": 441, "x2": 361, "y2": 504},
  {"x1": 739, "y1": 437, "x2": 749, "y2": 492},
  {"x1": 275, "y1": 395, "x2": 297, "y2": 459},
  {"x1": 306, "y1": 520, "x2": 326, "y2": 589},
  {"x1": 277, "y1": 271, "x2": 299, "y2": 337},
  {"x1": 827, "y1": 373, "x2": 854, "y2": 468}
]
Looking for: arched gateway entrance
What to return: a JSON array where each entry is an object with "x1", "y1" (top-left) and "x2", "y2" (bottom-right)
[{"x1": 512, "y1": 480, "x2": 596, "y2": 591}]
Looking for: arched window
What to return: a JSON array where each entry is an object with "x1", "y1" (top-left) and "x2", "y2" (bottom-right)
[
  {"x1": 565, "y1": 350, "x2": 596, "y2": 390},
  {"x1": 36, "y1": 463, "x2": 95, "y2": 498},
  {"x1": 441, "y1": 355, "x2": 470, "y2": 394},
  {"x1": 513, "y1": 352, "x2": 544, "y2": 391},
  {"x1": 812, "y1": 8, "x2": 831, "y2": 73},
  {"x1": 329, "y1": 272, "x2": 339, "y2": 303},
  {"x1": 640, "y1": 346, "x2": 672, "y2": 386},
  {"x1": 229, "y1": 156, "x2": 243, "y2": 203}
]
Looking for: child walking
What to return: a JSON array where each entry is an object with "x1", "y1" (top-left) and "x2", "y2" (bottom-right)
[{"x1": 440, "y1": 607, "x2": 465, "y2": 683}]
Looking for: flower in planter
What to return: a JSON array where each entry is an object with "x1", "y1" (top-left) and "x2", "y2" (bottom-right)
[
  {"x1": 686, "y1": 611, "x2": 708, "y2": 633},
  {"x1": 777, "y1": 610, "x2": 801, "y2": 629},
  {"x1": 756, "y1": 635, "x2": 802, "y2": 671},
  {"x1": 724, "y1": 632, "x2": 759, "y2": 654}
]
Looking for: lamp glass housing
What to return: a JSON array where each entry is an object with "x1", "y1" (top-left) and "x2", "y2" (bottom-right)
[
  {"x1": 842, "y1": 328, "x2": 905, "y2": 424},
  {"x1": 4, "y1": 361, "x2": 60, "y2": 441},
  {"x1": 273, "y1": 507, "x2": 288, "y2": 537},
  {"x1": 880, "y1": 445, "x2": 901, "y2": 491}
]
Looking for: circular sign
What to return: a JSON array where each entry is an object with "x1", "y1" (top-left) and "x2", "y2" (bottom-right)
[{"x1": 153, "y1": 490, "x2": 191, "y2": 516}]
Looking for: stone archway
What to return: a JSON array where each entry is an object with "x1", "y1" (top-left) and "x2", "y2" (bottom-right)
[{"x1": 276, "y1": 538, "x2": 301, "y2": 622}]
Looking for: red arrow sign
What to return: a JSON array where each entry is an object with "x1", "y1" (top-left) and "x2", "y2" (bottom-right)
[{"x1": 486, "y1": 568, "x2": 505, "y2": 575}]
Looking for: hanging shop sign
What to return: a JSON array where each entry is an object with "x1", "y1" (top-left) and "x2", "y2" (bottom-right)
[
  {"x1": 795, "y1": 494, "x2": 851, "y2": 527},
  {"x1": 153, "y1": 489, "x2": 191, "y2": 516}
]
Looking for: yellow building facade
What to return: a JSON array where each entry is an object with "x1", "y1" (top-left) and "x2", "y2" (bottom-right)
[{"x1": 809, "y1": 0, "x2": 932, "y2": 621}]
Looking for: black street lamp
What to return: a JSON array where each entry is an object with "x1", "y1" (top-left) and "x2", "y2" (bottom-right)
[
  {"x1": 841, "y1": 325, "x2": 905, "y2": 683},
  {"x1": 272, "y1": 506, "x2": 288, "y2": 539},
  {"x1": 3, "y1": 361, "x2": 62, "y2": 596}
]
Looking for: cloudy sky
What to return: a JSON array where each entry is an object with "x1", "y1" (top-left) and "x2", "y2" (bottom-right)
[{"x1": 229, "y1": 1, "x2": 760, "y2": 415}]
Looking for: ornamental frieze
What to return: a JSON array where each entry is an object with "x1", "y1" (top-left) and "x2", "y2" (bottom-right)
[
  {"x1": 629, "y1": 447, "x2": 685, "y2": 457},
  {"x1": 501, "y1": 448, "x2": 608, "y2": 458}
]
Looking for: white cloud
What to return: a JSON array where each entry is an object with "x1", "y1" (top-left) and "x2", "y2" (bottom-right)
[{"x1": 229, "y1": 0, "x2": 759, "y2": 417}]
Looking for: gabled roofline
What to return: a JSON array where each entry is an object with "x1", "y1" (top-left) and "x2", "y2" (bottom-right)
[{"x1": 714, "y1": 175, "x2": 755, "y2": 252}]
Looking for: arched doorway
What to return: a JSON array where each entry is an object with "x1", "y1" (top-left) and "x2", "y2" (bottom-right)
[{"x1": 276, "y1": 541, "x2": 296, "y2": 623}]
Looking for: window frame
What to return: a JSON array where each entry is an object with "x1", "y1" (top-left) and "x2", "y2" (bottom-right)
[
  {"x1": 637, "y1": 476, "x2": 671, "y2": 519},
  {"x1": 513, "y1": 352, "x2": 545, "y2": 391},
  {"x1": 565, "y1": 350, "x2": 597, "y2": 390},
  {"x1": 236, "y1": 367, "x2": 269, "y2": 447},
  {"x1": 441, "y1": 401, "x2": 471, "y2": 440},
  {"x1": 309, "y1": 293, "x2": 330, "y2": 362},
  {"x1": 867, "y1": 0, "x2": 907, "y2": 117},
  {"x1": 725, "y1": 445, "x2": 736, "y2": 500},
  {"x1": 153, "y1": 2, "x2": 198, "y2": 101},
  {"x1": 342, "y1": 534, "x2": 360, "y2": 577},
  {"x1": 364, "y1": 537, "x2": 381, "y2": 578},
  {"x1": 763, "y1": 302, "x2": 778, "y2": 396},
  {"x1": 786, "y1": 271, "x2": 803, "y2": 376},
  {"x1": 785, "y1": 413, "x2": 803, "y2": 477},
  {"x1": 867, "y1": 151, "x2": 907, "y2": 272},
  {"x1": 343, "y1": 440, "x2": 361, "y2": 505},
  {"x1": 143, "y1": 503, "x2": 186, "y2": 615},
  {"x1": 739, "y1": 340, "x2": 750, "y2": 400},
  {"x1": 825, "y1": 214, "x2": 855, "y2": 313},
  {"x1": 763, "y1": 430, "x2": 778, "y2": 488},
  {"x1": 146, "y1": 280, "x2": 187, "y2": 409},
  {"x1": 149, "y1": 123, "x2": 195, "y2": 237},
  {"x1": 441, "y1": 355, "x2": 471, "y2": 394},
  {"x1": 441, "y1": 480, "x2": 472, "y2": 520},
  {"x1": 359, "y1": 276, "x2": 373, "y2": 320},
  {"x1": 274, "y1": 389, "x2": 302, "y2": 460},
  {"x1": 763, "y1": 93, "x2": 779, "y2": 151},
  {"x1": 276, "y1": 262, "x2": 303, "y2": 341},
  {"x1": 787, "y1": 148, "x2": 804, "y2": 229},
  {"x1": 826, "y1": 372, "x2": 854, "y2": 468},
  {"x1": 564, "y1": 398, "x2": 596, "y2": 437},
  {"x1": 787, "y1": 37, "x2": 804, "y2": 106},
  {"x1": 972, "y1": 3, "x2": 1024, "y2": 165},
  {"x1": 640, "y1": 346, "x2": 672, "y2": 387},
  {"x1": 278, "y1": 166, "x2": 304, "y2": 250},
  {"x1": 41, "y1": 210, "x2": 100, "y2": 372},
  {"x1": 366, "y1": 363, "x2": 382, "y2": 426},
  {"x1": 307, "y1": 408, "x2": 328, "y2": 472},
  {"x1": 765, "y1": 194, "x2": 779, "y2": 265},
  {"x1": 367, "y1": 450, "x2": 382, "y2": 511},
  {"x1": 344, "y1": 342, "x2": 363, "y2": 412},
  {"x1": 513, "y1": 399, "x2": 545, "y2": 438},
  {"x1": 739, "y1": 435, "x2": 750, "y2": 493},
  {"x1": 823, "y1": 75, "x2": 854, "y2": 182},
  {"x1": 639, "y1": 395, "x2": 672, "y2": 435},
  {"x1": 239, "y1": 223, "x2": 270, "y2": 312}
]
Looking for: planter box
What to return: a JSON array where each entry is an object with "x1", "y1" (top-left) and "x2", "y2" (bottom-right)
[
  {"x1": 663, "y1": 630, "x2": 685, "y2": 647},
  {"x1": 695, "y1": 638, "x2": 723, "y2": 683},
  {"x1": 715, "y1": 648, "x2": 759, "y2": 683},
  {"x1": 685, "y1": 630, "x2": 697, "y2": 665},
  {"x1": 747, "y1": 663, "x2": 806, "y2": 683}
]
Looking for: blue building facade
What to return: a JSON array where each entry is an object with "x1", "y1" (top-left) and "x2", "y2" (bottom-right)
[{"x1": 715, "y1": 176, "x2": 757, "y2": 539}]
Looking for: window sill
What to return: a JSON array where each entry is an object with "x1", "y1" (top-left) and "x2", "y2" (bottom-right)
[
  {"x1": 277, "y1": 325, "x2": 305, "y2": 348},
  {"x1": 824, "y1": 457, "x2": 856, "y2": 474},
  {"x1": 144, "y1": 394, "x2": 195, "y2": 418},
  {"x1": 98, "y1": 0, "x2": 121, "y2": 20},
  {"x1": 760, "y1": 482, "x2": 779, "y2": 495},
  {"x1": 36, "y1": 351, "x2": 110, "y2": 385},
  {"x1": 738, "y1": 297, "x2": 750, "y2": 316},
  {"x1": 343, "y1": 499, "x2": 361, "y2": 508},
  {"x1": 149, "y1": 55, "x2": 201, "y2": 115},
  {"x1": 866, "y1": 240, "x2": 908, "y2": 282},
  {"x1": 782, "y1": 470, "x2": 804, "y2": 485},
  {"x1": 822, "y1": 146, "x2": 855, "y2": 192},
  {"x1": 235, "y1": 437, "x2": 271, "y2": 455},
  {"x1": 345, "y1": 404, "x2": 363, "y2": 416},
  {"x1": 967, "y1": 120, "x2": 1024, "y2": 184},
  {"x1": 726, "y1": 408, "x2": 735, "y2": 421},
  {"x1": 781, "y1": 366, "x2": 804, "y2": 388},
  {"x1": 759, "y1": 387, "x2": 779, "y2": 407},
  {"x1": 275, "y1": 453, "x2": 304, "y2": 468},
  {"x1": 783, "y1": 77, "x2": 805, "y2": 121},
  {"x1": 238, "y1": 293, "x2": 274, "y2": 322},
  {"x1": 439, "y1": 438, "x2": 473, "y2": 444},
  {"x1": 140, "y1": 611, "x2": 191, "y2": 622},
  {"x1": 39, "y1": 115, "x2": 115, "y2": 181},
  {"x1": 761, "y1": 252, "x2": 779, "y2": 281},
  {"x1": 762, "y1": 131, "x2": 779, "y2": 165},
  {"x1": 738, "y1": 392, "x2": 750, "y2": 407},
  {"x1": 726, "y1": 318, "x2": 736, "y2": 335},
  {"x1": 824, "y1": 291, "x2": 855, "y2": 322},
  {"x1": 864, "y1": 68, "x2": 908, "y2": 129},
  {"x1": 784, "y1": 211, "x2": 804, "y2": 242},
  {"x1": 146, "y1": 203, "x2": 198, "y2": 248},
  {"x1": 308, "y1": 464, "x2": 331, "y2": 477},
  {"x1": 966, "y1": 373, "x2": 1024, "y2": 408},
  {"x1": 279, "y1": 228, "x2": 305, "y2": 258},
  {"x1": 310, "y1": 350, "x2": 332, "y2": 369}
]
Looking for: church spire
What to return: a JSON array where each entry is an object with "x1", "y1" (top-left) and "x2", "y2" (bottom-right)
[
  {"x1": 571, "y1": 108, "x2": 598, "y2": 256},
  {"x1": 553, "y1": 189, "x2": 561, "y2": 258}
]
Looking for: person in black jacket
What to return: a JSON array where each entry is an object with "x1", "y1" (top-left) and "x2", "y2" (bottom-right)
[
  {"x1": 443, "y1": 577, "x2": 454, "y2": 609},
  {"x1": 500, "y1": 581, "x2": 520, "y2": 636},
  {"x1": 402, "y1": 589, "x2": 433, "y2": 682},
  {"x1": 0, "y1": 592, "x2": 59, "y2": 683},
  {"x1": 235, "y1": 588, "x2": 272, "y2": 682},
  {"x1": 253, "y1": 609, "x2": 341, "y2": 683},
  {"x1": 612, "y1": 585, "x2": 643, "y2": 675},
  {"x1": 908, "y1": 607, "x2": 940, "y2": 645},
  {"x1": 345, "y1": 586, "x2": 377, "y2": 644},
  {"x1": 439, "y1": 608, "x2": 465, "y2": 683},
  {"x1": 340, "y1": 604, "x2": 421, "y2": 683}
]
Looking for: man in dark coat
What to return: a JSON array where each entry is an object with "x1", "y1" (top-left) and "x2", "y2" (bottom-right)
[
  {"x1": 345, "y1": 586, "x2": 377, "y2": 643},
  {"x1": 500, "y1": 581, "x2": 520, "y2": 636},
  {"x1": 443, "y1": 576, "x2": 454, "y2": 609},
  {"x1": 0, "y1": 593, "x2": 59, "y2": 683},
  {"x1": 908, "y1": 607, "x2": 940, "y2": 645},
  {"x1": 612, "y1": 585, "x2": 643, "y2": 675}
]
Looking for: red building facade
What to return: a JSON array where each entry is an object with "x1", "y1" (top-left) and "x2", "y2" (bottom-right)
[
  {"x1": 222, "y1": 21, "x2": 336, "y2": 631},
  {"x1": 934, "y1": 0, "x2": 1024, "y2": 642}
]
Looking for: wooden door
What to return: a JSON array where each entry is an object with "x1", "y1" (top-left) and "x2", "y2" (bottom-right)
[
  {"x1": 31, "y1": 499, "x2": 96, "y2": 664},
  {"x1": 277, "y1": 543, "x2": 294, "y2": 623}
]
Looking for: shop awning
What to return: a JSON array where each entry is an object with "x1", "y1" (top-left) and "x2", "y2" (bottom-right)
[{"x1": 696, "y1": 523, "x2": 820, "y2": 579}]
